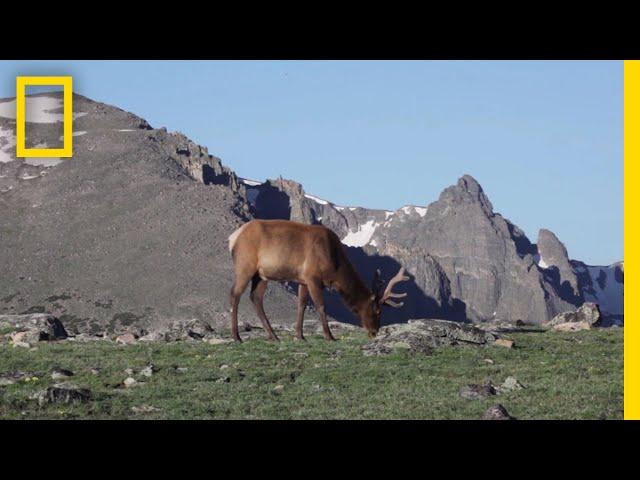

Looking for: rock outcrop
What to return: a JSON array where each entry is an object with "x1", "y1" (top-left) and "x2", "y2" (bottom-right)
[
  {"x1": 546, "y1": 302, "x2": 602, "y2": 331},
  {"x1": 371, "y1": 175, "x2": 577, "y2": 323},
  {"x1": 362, "y1": 319, "x2": 497, "y2": 356}
]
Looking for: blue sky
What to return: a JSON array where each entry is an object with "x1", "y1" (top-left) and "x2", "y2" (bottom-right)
[{"x1": 0, "y1": 61, "x2": 622, "y2": 265}]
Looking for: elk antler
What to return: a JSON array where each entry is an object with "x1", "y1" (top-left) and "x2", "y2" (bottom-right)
[{"x1": 378, "y1": 267, "x2": 409, "y2": 308}]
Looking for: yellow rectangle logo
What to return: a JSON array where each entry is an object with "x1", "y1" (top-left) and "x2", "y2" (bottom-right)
[{"x1": 15, "y1": 76, "x2": 73, "y2": 158}]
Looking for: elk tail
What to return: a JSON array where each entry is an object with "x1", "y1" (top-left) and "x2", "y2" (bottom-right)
[{"x1": 228, "y1": 223, "x2": 249, "y2": 254}]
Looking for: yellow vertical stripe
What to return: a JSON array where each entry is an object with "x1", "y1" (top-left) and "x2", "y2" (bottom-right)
[{"x1": 625, "y1": 60, "x2": 638, "y2": 419}]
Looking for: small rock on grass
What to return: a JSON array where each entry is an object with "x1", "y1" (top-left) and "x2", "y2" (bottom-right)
[
  {"x1": 494, "y1": 338, "x2": 515, "y2": 349},
  {"x1": 273, "y1": 384, "x2": 285, "y2": 393},
  {"x1": 123, "y1": 377, "x2": 137, "y2": 388},
  {"x1": 140, "y1": 364, "x2": 157, "y2": 377},
  {"x1": 51, "y1": 368, "x2": 74, "y2": 380},
  {"x1": 116, "y1": 333, "x2": 137, "y2": 345},
  {"x1": 459, "y1": 383, "x2": 496, "y2": 400},
  {"x1": 482, "y1": 404, "x2": 514, "y2": 420},
  {"x1": 500, "y1": 376, "x2": 525, "y2": 392},
  {"x1": 131, "y1": 405, "x2": 161, "y2": 413},
  {"x1": 35, "y1": 383, "x2": 91, "y2": 406}
]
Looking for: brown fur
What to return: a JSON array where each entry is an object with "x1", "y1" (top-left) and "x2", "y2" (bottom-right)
[{"x1": 228, "y1": 219, "x2": 383, "y2": 342}]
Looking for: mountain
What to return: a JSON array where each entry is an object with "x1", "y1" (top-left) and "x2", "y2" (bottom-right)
[
  {"x1": 0, "y1": 93, "x2": 296, "y2": 334},
  {"x1": 0, "y1": 93, "x2": 623, "y2": 332}
]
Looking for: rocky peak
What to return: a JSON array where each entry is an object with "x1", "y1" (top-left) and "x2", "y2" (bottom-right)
[
  {"x1": 437, "y1": 174, "x2": 494, "y2": 214},
  {"x1": 536, "y1": 228, "x2": 581, "y2": 302}
]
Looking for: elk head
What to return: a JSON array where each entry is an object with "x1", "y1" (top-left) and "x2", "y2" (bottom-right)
[{"x1": 360, "y1": 267, "x2": 409, "y2": 338}]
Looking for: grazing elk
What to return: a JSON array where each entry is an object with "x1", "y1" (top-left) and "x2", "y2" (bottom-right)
[{"x1": 227, "y1": 219, "x2": 409, "y2": 342}]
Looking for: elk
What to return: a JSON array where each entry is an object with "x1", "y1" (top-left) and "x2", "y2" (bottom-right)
[{"x1": 227, "y1": 219, "x2": 409, "y2": 342}]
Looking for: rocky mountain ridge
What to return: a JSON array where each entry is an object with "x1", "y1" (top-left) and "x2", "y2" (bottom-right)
[{"x1": 0, "y1": 93, "x2": 623, "y2": 332}]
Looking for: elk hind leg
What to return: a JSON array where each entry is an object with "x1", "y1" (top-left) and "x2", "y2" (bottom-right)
[
  {"x1": 250, "y1": 275, "x2": 279, "y2": 341},
  {"x1": 295, "y1": 284, "x2": 309, "y2": 341},
  {"x1": 230, "y1": 270, "x2": 253, "y2": 342}
]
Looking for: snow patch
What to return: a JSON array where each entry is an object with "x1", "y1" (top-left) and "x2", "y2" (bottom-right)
[
  {"x1": 0, "y1": 96, "x2": 86, "y2": 123},
  {"x1": 58, "y1": 131, "x2": 88, "y2": 141},
  {"x1": 385, "y1": 211, "x2": 394, "y2": 219},
  {"x1": 342, "y1": 220, "x2": 378, "y2": 247},
  {"x1": 536, "y1": 254, "x2": 549, "y2": 269},
  {"x1": 241, "y1": 178, "x2": 262, "y2": 187},
  {"x1": 0, "y1": 126, "x2": 16, "y2": 163},
  {"x1": 414, "y1": 206, "x2": 428, "y2": 217},
  {"x1": 304, "y1": 193, "x2": 328, "y2": 205}
]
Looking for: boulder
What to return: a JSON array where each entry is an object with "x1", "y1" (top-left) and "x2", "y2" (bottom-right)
[
  {"x1": 35, "y1": 383, "x2": 91, "y2": 406},
  {"x1": 362, "y1": 319, "x2": 497, "y2": 356},
  {"x1": 547, "y1": 302, "x2": 602, "y2": 328},
  {"x1": 459, "y1": 383, "x2": 496, "y2": 400},
  {"x1": 116, "y1": 332, "x2": 137, "y2": 345},
  {"x1": 552, "y1": 321, "x2": 591, "y2": 332},
  {"x1": 482, "y1": 404, "x2": 514, "y2": 420}
]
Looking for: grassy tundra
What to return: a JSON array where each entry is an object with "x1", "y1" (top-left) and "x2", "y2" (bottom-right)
[{"x1": 0, "y1": 327, "x2": 622, "y2": 420}]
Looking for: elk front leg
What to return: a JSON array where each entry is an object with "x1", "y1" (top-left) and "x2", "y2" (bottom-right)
[
  {"x1": 295, "y1": 284, "x2": 309, "y2": 341},
  {"x1": 307, "y1": 281, "x2": 336, "y2": 341},
  {"x1": 250, "y1": 276, "x2": 279, "y2": 341}
]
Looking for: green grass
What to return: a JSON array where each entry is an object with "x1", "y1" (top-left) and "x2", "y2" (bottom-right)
[{"x1": 0, "y1": 327, "x2": 623, "y2": 419}]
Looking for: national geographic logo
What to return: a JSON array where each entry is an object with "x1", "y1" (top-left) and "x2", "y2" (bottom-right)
[{"x1": 15, "y1": 76, "x2": 73, "y2": 158}]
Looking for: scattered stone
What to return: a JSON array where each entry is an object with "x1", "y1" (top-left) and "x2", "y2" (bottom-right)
[
  {"x1": 459, "y1": 383, "x2": 496, "y2": 400},
  {"x1": 0, "y1": 313, "x2": 68, "y2": 342},
  {"x1": 499, "y1": 376, "x2": 525, "y2": 392},
  {"x1": 124, "y1": 368, "x2": 134, "y2": 376},
  {"x1": 363, "y1": 319, "x2": 497, "y2": 356},
  {"x1": 163, "y1": 318, "x2": 217, "y2": 342},
  {"x1": 123, "y1": 377, "x2": 137, "y2": 388},
  {"x1": 326, "y1": 321, "x2": 357, "y2": 331},
  {"x1": 494, "y1": 339, "x2": 515, "y2": 349},
  {"x1": 483, "y1": 358, "x2": 494, "y2": 364},
  {"x1": 552, "y1": 321, "x2": 591, "y2": 332},
  {"x1": 10, "y1": 332, "x2": 32, "y2": 348},
  {"x1": 547, "y1": 302, "x2": 602, "y2": 329},
  {"x1": 219, "y1": 364, "x2": 229, "y2": 370},
  {"x1": 206, "y1": 337, "x2": 232, "y2": 345},
  {"x1": 35, "y1": 383, "x2": 91, "y2": 406},
  {"x1": 90, "y1": 368, "x2": 101, "y2": 375},
  {"x1": 51, "y1": 368, "x2": 74, "y2": 380},
  {"x1": 140, "y1": 365, "x2": 157, "y2": 377},
  {"x1": 1, "y1": 371, "x2": 37, "y2": 386},
  {"x1": 273, "y1": 384, "x2": 285, "y2": 393},
  {"x1": 131, "y1": 405, "x2": 161, "y2": 413},
  {"x1": 482, "y1": 404, "x2": 514, "y2": 420},
  {"x1": 216, "y1": 376, "x2": 231, "y2": 383},
  {"x1": 175, "y1": 367, "x2": 188, "y2": 373},
  {"x1": 116, "y1": 333, "x2": 137, "y2": 345}
]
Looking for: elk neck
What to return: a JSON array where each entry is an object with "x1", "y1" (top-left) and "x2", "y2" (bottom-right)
[{"x1": 333, "y1": 259, "x2": 372, "y2": 312}]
